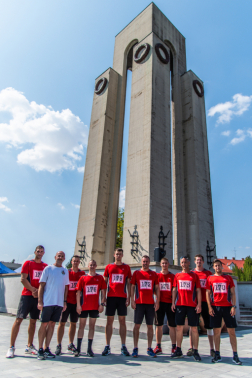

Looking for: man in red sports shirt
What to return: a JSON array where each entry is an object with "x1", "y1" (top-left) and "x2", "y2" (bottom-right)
[
  {"x1": 153, "y1": 257, "x2": 176, "y2": 355},
  {"x1": 6, "y1": 245, "x2": 47, "y2": 358},
  {"x1": 74, "y1": 260, "x2": 107, "y2": 357},
  {"x1": 55, "y1": 255, "x2": 85, "y2": 355},
  {"x1": 171, "y1": 256, "x2": 201, "y2": 361},
  {"x1": 187, "y1": 254, "x2": 214, "y2": 357},
  {"x1": 131, "y1": 255, "x2": 160, "y2": 358},
  {"x1": 206, "y1": 259, "x2": 242, "y2": 365},
  {"x1": 102, "y1": 248, "x2": 131, "y2": 356}
]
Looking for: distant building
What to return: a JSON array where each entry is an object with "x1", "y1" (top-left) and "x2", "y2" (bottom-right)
[
  {"x1": 218, "y1": 257, "x2": 245, "y2": 273},
  {"x1": 0, "y1": 261, "x2": 22, "y2": 271}
]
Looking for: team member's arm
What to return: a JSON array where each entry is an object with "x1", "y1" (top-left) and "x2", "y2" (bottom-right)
[
  {"x1": 154, "y1": 283, "x2": 160, "y2": 311},
  {"x1": 37, "y1": 282, "x2": 46, "y2": 311},
  {"x1": 103, "y1": 276, "x2": 108, "y2": 305},
  {"x1": 76, "y1": 291, "x2": 82, "y2": 314},
  {"x1": 195, "y1": 287, "x2": 202, "y2": 313},
  {"x1": 206, "y1": 289, "x2": 214, "y2": 316},
  {"x1": 63, "y1": 285, "x2": 68, "y2": 312},
  {"x1": 171, "y1": 287, "x2": 177, "y2": 312},
  {"x1": 126, "y1": 277, "x2": 131, "y2": 307},
  {"x1": 230, "y1": 286, "x2": 236, "y2": 316},
  {"x1": 99, "y1": 288, "x2": 106, "y2": 313},
  {"x1": 21, "y1": 273, "x2": 38, "y2": 298},
  {"x1": 131, "y1": 285, "x2": 136, "y2": 310}
]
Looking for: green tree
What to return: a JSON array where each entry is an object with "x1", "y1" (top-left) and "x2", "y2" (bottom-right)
[
  {"x1": 65, "y1": 257, "x2": 72, "y2": 269},
  {"x1": 232, "y1": 256, "x2": 252, "y2": 281},
  {"x1": 116, "y1": 208, "x2": 124, "y2": 249}
]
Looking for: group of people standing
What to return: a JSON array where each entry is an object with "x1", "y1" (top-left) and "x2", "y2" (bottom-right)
[{"x1": 6, "y1": 245, "x2": 242, "y2": 365}]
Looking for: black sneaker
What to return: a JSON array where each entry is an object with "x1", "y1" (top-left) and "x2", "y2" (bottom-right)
[
  {"x1": 37, "y1": 348, "x2": 45, "y2": 360},
  {"x1": 68, "y1": 343, "x2": 77, "y2": 353},
  {"x1": 102, "y1": 346, "x2": 111, "y2": 356},
  {"x1": 121, "y1": 346, "x2": 130, "y2": 356},
  {"x1": 233, "y1": 355, "x2": 242, "y2": 365},
  {"x1": 74, "y1": 350, "x2": 81, "y2": 357},
  {"x1": 193, "y1": 351, "x2": 201, "y2": 362},
  {"x1": 44, "y1": 348, "x2": 55, "y2": 358},
  {"x1": 212, "y1": 354, "x2": 222, "y2": 363},
  {"x1": 87, "y1": 349, "x2": 94, "y2": 357},
  {"x1": 171, "y1": 349, "x2": 183, "y2": 358},
  {"x1": 55, "y1": 344, "x2": 61, "y2": 356}
]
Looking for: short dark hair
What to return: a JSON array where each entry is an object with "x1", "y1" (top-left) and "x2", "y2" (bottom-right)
[
  {"x1": 213, "y1": 259, "x2": 223, "y2": 265},
  {"x1": 142, "y1": 255, "x2": 150, "y2": 261},
  {"x1": 161, "y1": 257, "x2": 169, "y2": 263},
  {"x1": 72, "y1": 255, "x2": 81, "y2": 260},
  {"x1": 194, "y1": 254, "x2": 204, "y2": 261},
  {"x1": 114, "y1": 248, "x2": 123, "y2": 253},
  {"x1": 180, "y1": 255, "x2": 190, "y2": 262},
  {"x1": 35, "y1": 245, "x2": 44, "y2": 251}
]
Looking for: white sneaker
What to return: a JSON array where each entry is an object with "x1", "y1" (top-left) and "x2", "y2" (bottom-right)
[
  {"x1": 6, "y1": 347, "x2": 15, "y2": 358},
  {"x1": 25, "y1": 344, "x2": 38, "y2": 355}
]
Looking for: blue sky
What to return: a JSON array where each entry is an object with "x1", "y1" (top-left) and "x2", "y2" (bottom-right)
[{"x1": 0, "y1": 0, "x2": 251, "y2": 265}]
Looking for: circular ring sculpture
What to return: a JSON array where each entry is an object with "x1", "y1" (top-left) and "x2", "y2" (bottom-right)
[
  {"x1": 95, "y1": 77, "x2": 108, "y2": 95},
  {"x1": 193, "y1": 80, "x2": 204, "y2": 97},
  {"x1": 155, "y1": 43, "x2": 169, "y2": 64},
  {"x1": 134, "y1": 43, "x2": 150, "y2": 63}
]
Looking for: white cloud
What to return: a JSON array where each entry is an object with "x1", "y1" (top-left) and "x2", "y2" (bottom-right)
[
  {"x1": 19, "y1": 204, "x2": 26, "y2": 207},
  {"x1": 77, "y1": 166, "x2": 85, "y2": 173},
  {"x1": 221, "y1": 130, "x2": 231, "y2": 137},
  {"x1": 245, "y1": 246, "x2": 250, "y2": 249},
  {"x1": 57, "y1": 203, "x2": 65, "y2": 210},
  {"x1": 119, "y1": 187, "x2": 125, "y2": 208},
  {"x1": 230, "y1": 129, "x2": 246, "y2": 145},
  {"x1": 0, "y1": 197, "x2": 12, "y2": 212},
  {"x1": 22, "y1": 254, "x2": 34, "y2": 264},
  {"x1": 208, "y1": 93, "x2": 252, "y2": 125},
  {"x1": 0, "y1": 87, "x2": 88, "y2": 172},
  {"x1": 71, "y1": 203, "x2": 80, "y2": 209}
]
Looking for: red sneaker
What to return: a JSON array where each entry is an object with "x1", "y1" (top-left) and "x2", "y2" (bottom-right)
[
  {"x1": 153, "y1": 346, "x2": 162, "y2": 354},
  {"x1": 171, "y1": 346, "x2": 177, "y2": 354}
]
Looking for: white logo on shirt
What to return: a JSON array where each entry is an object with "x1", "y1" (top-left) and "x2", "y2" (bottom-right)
[
  {"x1": 179, "y1": 280, "x2": 192, "y2": 290},
  {"x1": 112, "y1": 274, "x2": 124, "y2": 283},
  {"x1": 213, "y1": 283, "x2": 227, "y2": 293},
  {"x1": 69, "y1": 281, "x2": 78, "y2": 291},
  {"x1": 140, "y1": 280, "x2": 152, "y2": 290},
  {"x1": 159, "y1": 282, "x2": 171, "y2": 291},
  {"x1": 85, "y1": 285, "x2": 98, "y2": 295},
  {"x1": 33, "y1": 270, "x2": 43, "y2": 280},
  {"x1": 200, "y1": 279, "x2": 207, "y2": 288}
]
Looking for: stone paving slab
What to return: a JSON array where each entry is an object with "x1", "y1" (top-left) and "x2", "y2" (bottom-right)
[{"x1": 1, "y1": 314, "x2": 252, "y2": 378}]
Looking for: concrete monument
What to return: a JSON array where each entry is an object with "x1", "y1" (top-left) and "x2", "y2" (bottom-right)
[{"x1": 75, "y1": 3, "x2": 216, "y2": 267}]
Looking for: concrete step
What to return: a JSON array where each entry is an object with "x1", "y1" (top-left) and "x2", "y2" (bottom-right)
[
  {"x1": 240, "y1": 311, "x2": 252, "y2": 315},
  {"x1": 239, "y1": 306, "x2": 252, "y2": 311},
  {"x1": 240, "y1": 315, "x2": 252, "y2": 319},
  {"x1": 238, "y1": 320, "x2": 252, "y2": 326}
]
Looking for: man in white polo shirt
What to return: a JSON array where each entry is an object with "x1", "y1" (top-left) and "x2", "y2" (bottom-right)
[{"x1": 37, "y1": 251, "x2": 69, "y2": 360}]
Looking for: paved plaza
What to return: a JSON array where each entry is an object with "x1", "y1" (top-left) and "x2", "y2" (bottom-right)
[{"x1": 1, "y1": 314, "x2": 252, "y2": 378}]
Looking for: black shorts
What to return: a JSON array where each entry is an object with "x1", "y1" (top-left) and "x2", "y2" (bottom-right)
[
  {"x1": 175, "y1": 306, "x2": 199, "y2": 327},
  {"x1": 80, "y1": 310, "x2": 99, "y2": 318},
  {"x1": 134, "y1": 304, "x2": 155, "y2": 325},
  {"x1": 41, "y1": 305, "x2": 63, "y2": 323},
  {"x1": 61, "y1": 302, "x2": 79, "y2": 323},
  {"x1": 210, "y1": 306, "x2": 237, "y2": 329},
  {"x1": 200, "y1": 302, "x2": 212, "y2": 330},
  {"x1": 155, "y1": 302, "x2": 176, "y2": 327},
  {"x1": 17, "y1": 295, "x2": 40, "y2": 320},
  {"x1": 105, "y1": 297, "x2": 127, "y2": 316}
]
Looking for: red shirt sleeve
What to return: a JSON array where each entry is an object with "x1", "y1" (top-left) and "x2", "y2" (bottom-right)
[
  {"x1": 21, "y1": 260, "x2": 30, "y2": 274},
  {"x1": 206, "y1": 276, "x2": 211, "y2": 291},
  {"x1": 127, "y1": 266, "x2": 132, "y2": 279},
  {"x1": 131, "y1": 271, "x2": 137, "y2": 285},
  {"x1": 104, "y1": 265, "x2": 109, "y2": 278},
  {"x1": 101, "y1": 277, "x2": 107, "y2": 290},
  {"x1": 154, "y1": 272, "x2": 158, "y2": 285},
  {"x1": 76, "y1": 276, "x2": 84, "y2": 291},
  {"x1": 173, "y1": 274, "x2": 177, "y2": 287},
  {"x1": 228, "y1": 275, "x2": 235, "y2": 288},
  {"x1": 195, "y1": 274, "x2": 201, "y2": 289}
]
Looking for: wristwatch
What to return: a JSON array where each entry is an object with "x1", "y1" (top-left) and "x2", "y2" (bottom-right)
[
  {"x1": 232, "y1": 305, "x2": 236, "y2": 308},
  {"x1": 101, "y1": 303, "x2": 106, "y2": 306}
]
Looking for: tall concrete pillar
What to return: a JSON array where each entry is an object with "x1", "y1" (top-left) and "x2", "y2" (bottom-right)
[
  {"x1": 123, "y1": 33, "x2": 172, "y2": 263},
  {"x1": 181, "y1": 70, "x2": 216, "y2": 262}
]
